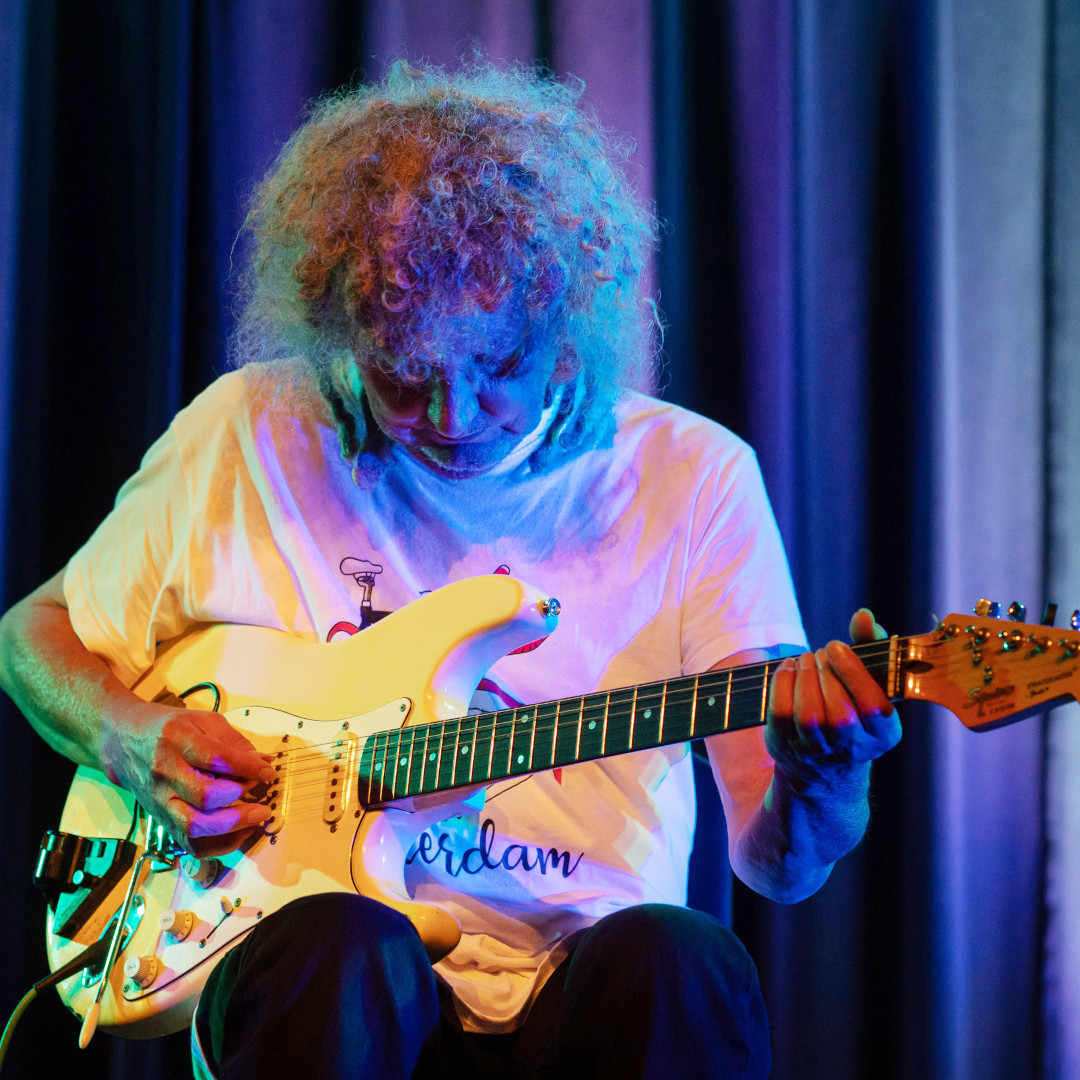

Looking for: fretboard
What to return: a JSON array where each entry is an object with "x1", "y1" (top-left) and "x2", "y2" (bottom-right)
[{"x1": 359, "y1": 639, "x2": 898, "y2": 804}]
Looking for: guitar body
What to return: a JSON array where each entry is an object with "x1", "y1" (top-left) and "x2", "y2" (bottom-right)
[{"x1": 45, "y1": 574, "x2": 559, "y2": 1038}]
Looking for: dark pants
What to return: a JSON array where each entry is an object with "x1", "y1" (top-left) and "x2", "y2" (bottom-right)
[{"x1": 195, "y1": 893, "x2": 770, "y2": 1079}]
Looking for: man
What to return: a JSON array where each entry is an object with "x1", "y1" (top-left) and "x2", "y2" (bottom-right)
[{"x1": 0, "y1": 61, "x2": 899, "y2": 1078}]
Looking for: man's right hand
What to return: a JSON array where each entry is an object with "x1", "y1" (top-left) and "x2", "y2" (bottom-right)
[
  {"x1": 0, "y1": 570, "x2": 274, "y2": 858},
  {"x1": 102, "y1": 699, "x2": 276, "y2": 857}
]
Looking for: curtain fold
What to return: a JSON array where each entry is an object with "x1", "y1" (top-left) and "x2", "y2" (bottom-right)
[
  {"x1": 1044, "y1": 3, "x2": 1080, "y2": 1076},
  {"x1": 1, "y1": 3, "x2": 1076, "y2": 1078}
]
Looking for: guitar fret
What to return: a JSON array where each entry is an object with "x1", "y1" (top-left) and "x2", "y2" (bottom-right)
[
  {"x1": 466, "y1": 716, "x2": 478, "y2": 784},
  {"x1": 553, "y1": 700, "x2": 579, "y2": 766},
  {"x1": 658, "y1": 682, "x2": 667, "y2": 744},
  {"x1": 573, "y1": 698, "x2": 583, "y2": 761},
  {"x1": 690, "y1": 675, "x2": 699, "y2": 737},
  {"x1": 632, "y1": 686, "x2": 662, "y2": 750},
  {"x1": 489, "y1": 710, "x2": 513, "y2": 781},
  {"x1": 508, "y1": 708, "x2": 534, "y2": 776},
  {"x1": 600, "y1": 691, "x2": 610, "y2": 756},
  {"x1": 530, "y1": 701, "x2": 558, "y2": 771},
  {"x1": 360, "y1": 735, "x2": 375, "y2": 802},
  {"x1": 436, "y1": 721, "x2": 454, "y2": 791},
  {"x1": 382, "y1": 730, "x2": 395, "y2": 799},
  {"x1": 486, "y1": 712, "x2": 499, "y2": 780},
  {"x1": 453, "y1": 716, "x2": 477, "y2": 787},
  {"x1": 417, "y1": 723, "x2": 433, "y2": 793},
  {"x1": 605, "y1": 688, "x2": 633, "y2": 754},
  {"x1": 550, "y1": 700, "x2": 560, "y2": 767},
  {"x1": 724, "y1": 670, "x2": 732, "y2": 730},
  {"x1": 403, "y1": 726, "x2": 418, "y2": 794},
  {"x1": 759, "y1": 662, "x2": 770, "y2": 727},
  {"x1": 662, "y1": 680, "x2": 693, "y2": 744},
  {"x1": 473, "y1": 713, "x2": 494, "y2": 784},
  {"x1": 381, "y1": 729, "x2": 397, "y2": 800},
  {"x1": 577, "y1": 693, "x2": 607, "y2": 760}
]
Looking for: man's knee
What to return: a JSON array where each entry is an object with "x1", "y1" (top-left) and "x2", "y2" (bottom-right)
[
  {"x1": 218, "y1": 892, "x2": 428, "y2": 994},
  {"x1": 577, "y1": 903, "x2": 755, "y2": 979}
]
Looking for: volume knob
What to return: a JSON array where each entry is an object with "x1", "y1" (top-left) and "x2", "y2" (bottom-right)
[
  {"x1": 181, "y1": 856, "x2": 223, "y2": 888},
  {"x1": 123, "y1": 954, "x2": 160, "y2": 989},
  {"x1": 159, "y1": 908, "x2": 195, "y2": 941}
]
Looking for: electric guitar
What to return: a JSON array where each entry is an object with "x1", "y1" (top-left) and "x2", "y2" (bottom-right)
[{"x1": 37, "y1": 575, "x2": 1080, "y2": 1039}]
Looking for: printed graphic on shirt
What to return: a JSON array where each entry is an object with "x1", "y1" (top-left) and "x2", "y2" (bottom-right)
[
  {"x1": 326, "y1": 558, "x2": 393, "y2": 640},
  {"x1": 406, "y1": 816, "x2": 584, "y2": 881}
]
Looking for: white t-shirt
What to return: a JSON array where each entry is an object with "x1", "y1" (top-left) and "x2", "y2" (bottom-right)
[{"x1": 64, "y1": 362, "x2": 805, "y2": 1032}]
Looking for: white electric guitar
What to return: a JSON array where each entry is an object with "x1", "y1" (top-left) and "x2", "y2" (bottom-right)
[{"x1": 36, "y1": 576, "x2": 1080, "y2": 1040}]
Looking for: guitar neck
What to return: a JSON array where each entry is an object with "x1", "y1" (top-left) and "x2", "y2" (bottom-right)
[{"x1": 360, "y1": 638, "x2": 899, "y2": 803}]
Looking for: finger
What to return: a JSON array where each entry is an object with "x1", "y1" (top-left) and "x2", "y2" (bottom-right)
[
  {"x1": 792, "y1": 652, "x2": 830, "y2": 750},
  {"x1": 768, "y1": 656, "x2": 798, "y2": 718},
  {"x1": 169, "y1": 795, "x2": 270, "y2": 841},
  {"x1": 815, "y1": 649, "x2": 863, "y2": 731},
  {"x1": 167, "y1": 714, "x2": 276, "y2": 783},
  {"x1": 848, "y1": 608, "x2": 887, "y2": 644},
  {"x1": 824, "y1": 640, "x2": 893, "y2": 720}
]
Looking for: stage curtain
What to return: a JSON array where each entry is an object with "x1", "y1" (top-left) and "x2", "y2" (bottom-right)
[{"x1": 1, "y1": 2, "x2": 1076, "y2": 1078}]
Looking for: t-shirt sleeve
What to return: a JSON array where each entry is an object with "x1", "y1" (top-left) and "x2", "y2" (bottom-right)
[
  {"x1": 680, "y1": 444, "x2": 807, "y2": 675},
  {"x1": 63, "y1": 423, "x2": 194, "y2": 687}
]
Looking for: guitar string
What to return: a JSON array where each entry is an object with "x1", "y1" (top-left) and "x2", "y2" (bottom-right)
[
  {"x1": 250, "y1": 640, "x2": 920, "y2": 809},
  {"x1": 251, "y1": 639, "x2": 1044, "y2": 826},
  {"x1": 248, "y1": 638, "x2": 900, "y2": 768},
  {"x1": 238, "y1": 631, "x2": 1039, "y2": 810},
  {"x1": 267, "y1": 640, "x2": 1048, "y2": 814},
  {"x1": 250, "y1": 639, "x2": 908, "y2": 793}
]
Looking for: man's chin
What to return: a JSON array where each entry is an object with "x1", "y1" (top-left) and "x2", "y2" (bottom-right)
[{"x1": 412, "y1": 446, "x2": 499, "y2": 478}]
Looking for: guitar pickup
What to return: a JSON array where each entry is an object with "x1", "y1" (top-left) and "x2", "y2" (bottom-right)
[
  {"x1": 324, "y1": 731, "x2": 359, "y2": 825},
  {"x1": 33, "y1": 830, "x2": 136, "y2": 940}
]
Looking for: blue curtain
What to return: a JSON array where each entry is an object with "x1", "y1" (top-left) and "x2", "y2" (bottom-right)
[{"x1": 2, "y1": 2, "x2": 1077, "y2": 1078}]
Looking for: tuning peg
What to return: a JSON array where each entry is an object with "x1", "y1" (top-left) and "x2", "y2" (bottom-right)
[
  {"x1": 1008, "y1": 602, "x2": 1026, "y2": 621},
  {"x1": 1071, "y1": 610, "x2": 1080, "y2": 632},
  {"x1": 974, "y1": 598, "x2": 1001, "y2": 618},
  {"x1": 1042, "y1": 602, "x2": 1058, "y2": 627}
]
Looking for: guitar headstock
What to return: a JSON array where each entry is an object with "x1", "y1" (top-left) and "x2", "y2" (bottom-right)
[{"x1": 900, "y1": 611, "x2": 1080, "y2": 730}]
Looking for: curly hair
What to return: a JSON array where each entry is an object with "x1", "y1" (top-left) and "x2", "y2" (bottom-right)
[{"x1": 231, "y1": 59, "x2": 660, "y2": 474}]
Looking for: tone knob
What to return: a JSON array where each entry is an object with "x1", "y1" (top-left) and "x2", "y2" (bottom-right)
[
  {"x1": 159, "y1": 908, "x2": 195, "y2": 941},
  {"x1": 123, "y1": 954, "x2": 160, "y2": 989},
  {"x1": 181, "y1": 856, "x2": 223, "y2": 888}
]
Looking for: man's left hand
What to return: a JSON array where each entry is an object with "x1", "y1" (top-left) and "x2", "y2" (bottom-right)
[{"x1": 764, "y1": 609, "x2": 902, "y2": 780}]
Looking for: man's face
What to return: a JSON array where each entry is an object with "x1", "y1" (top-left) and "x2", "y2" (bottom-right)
[{"x1": 357, "y1": 302, "x2": 557, "y2": 478}]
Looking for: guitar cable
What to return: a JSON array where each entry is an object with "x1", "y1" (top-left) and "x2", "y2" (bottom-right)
[{"x1": 0, "y1": 935, "x2": 111, "y2": 1073}]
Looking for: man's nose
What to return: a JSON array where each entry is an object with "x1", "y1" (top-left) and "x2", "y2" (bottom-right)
[{"x1": 427, "y1": 371, "x2": 479, "y2": 437}]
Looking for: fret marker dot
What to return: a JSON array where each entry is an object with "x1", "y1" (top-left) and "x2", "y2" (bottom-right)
[
  {"x1": 375, "y1": 763, "x2": 382, "y2": 772},
  {"x1": 588, "y1": 720, "x2": 596, "y2": 730},
  {"x1": 707, "y1": 696, "x2": 716, "y2": 707},
  {"x1": 644, "y1": 709, "x2": 652, "y2": 719},
  {"x1": 517, "y1": 754, "x2": 524, "y2": 764},
  {"x1": 461, "y1": 746, "x2": 469, "y2": 755},
  {"x1": 399, "y1": 757, "x2": 407, "y2": 767},
  {"x1": 429, "y1": 753, "x2": 436, "y2": 761}
]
